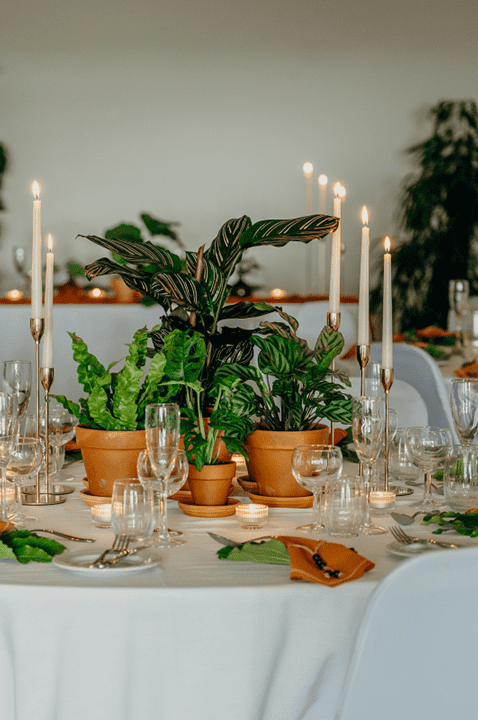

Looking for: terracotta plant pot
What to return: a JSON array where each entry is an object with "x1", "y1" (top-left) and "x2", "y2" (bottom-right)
[
  {"x1": 245, "y1": 426, "x2": 329, "y2": 498},
  {"x1": 180, "y1": 419, "x2": 231, "y2": 490},
  {"x1": 188, "y1": 461, "x2": 237, "y2": 506},
  {"x1": 76, "y1": 425, "x2": 146, "y2": 497}
]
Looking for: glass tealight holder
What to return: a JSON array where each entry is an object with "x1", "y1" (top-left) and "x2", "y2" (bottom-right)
[
  {"x1": 235, "y1": 503, "x2": 269, "y2": 529},
  {"x1": 91, "y1": 503, "x2": 112, "y2": 528},
  {"x1": 368, "y1": 485, "x2": 396, "y2": 515}
]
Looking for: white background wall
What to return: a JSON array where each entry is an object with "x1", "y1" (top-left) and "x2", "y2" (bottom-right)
[{"x1": 1, "y1": 0, "x2": 477, "y2": 297}]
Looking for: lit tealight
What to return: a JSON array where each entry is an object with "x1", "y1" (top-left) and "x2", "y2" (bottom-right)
[
  {"x1": 270, "y1": 288, "x2": 286, "y2": 299},
  {"x1": 88, "y1": 287, "x2": 106, "y2": 299},
  {"x1": 235, "y1": 503, "x2": 269, "y2": 529},
  {"x1": 91, "y1": 503, "x2": 112, "y2": 528},
  {"x1": 5, "y1": 289, "x2": 23, "y2": 301},
  {"x1": 369, "y1": 490, "x2": 395, "y2": 514}
]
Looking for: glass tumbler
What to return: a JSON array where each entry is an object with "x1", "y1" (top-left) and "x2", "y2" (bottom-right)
[
  {"x1": 111, "y1": 479, "x2": 155, "y2": 541},
  {"x1": 322, "y1": 475, "x2": 365, "y2": 537},
  {"x1": 444, "y1": 445, "x2": 478, "y2": 513}
]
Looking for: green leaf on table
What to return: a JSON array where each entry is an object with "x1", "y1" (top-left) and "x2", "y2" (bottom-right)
[
  {"x1": 217, "y1": 539, "x2": 290, "y2": 564},
  {"x1": 0, "y1": 539, "x2": 16, "y2": 560},
  {"x1": 0, "y1": 529, "x2": 66, "y2": 564}
]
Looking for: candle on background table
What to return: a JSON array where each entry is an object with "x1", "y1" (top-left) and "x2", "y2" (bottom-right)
[
  {"x1": 42, "y1": 234, "x2": 54, "y2": 368},
  {"x1": 358, "y1": 206, "x2": 370, "y2": 346},
  {"x1": 317, "y1": 174, "x2": 328, "y2": 294},
  {"x1": 382, "y1": 237, "x2": 393, "y2": 370},
  {"x1": 302, "y1": 162, "x2": 314, "y2": 295},
  {"x1": 318, "y1": 174, "x2": 328, "y2": 214},
  {"x1": 31, "y1": 181, "x2": 42, "y2": 320},
  {"x1": 329, "y1": 182, "x2": 343, "y2": 313}
]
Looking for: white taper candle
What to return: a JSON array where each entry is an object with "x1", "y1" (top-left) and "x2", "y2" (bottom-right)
[
  {"x1": 382, "y1": 237, "x2": 393, "y2": 369},
  {"x1": 31, "y1": 182, "x2": 42, "y2": 319},
  {"x1": 358, "y1": 207, "x2": 370, "y2": 345},
  {"x1": 42, "y1": 234, "x2": 54, "y2": 367}
]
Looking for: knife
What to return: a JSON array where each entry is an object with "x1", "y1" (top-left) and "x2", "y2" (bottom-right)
[{"x1": 207, "y1": 531, "x2": 276, "y2": 547}]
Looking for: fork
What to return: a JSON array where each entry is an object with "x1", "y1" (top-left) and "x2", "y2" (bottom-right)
[
  {"x1": 390, "y1": 525, "x2": 463, "y2": 549},
  {"x1": 88, "y1": 535, "x2": 131, "y2": 567}
]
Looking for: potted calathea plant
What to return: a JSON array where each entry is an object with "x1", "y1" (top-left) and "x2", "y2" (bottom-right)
[
  {"x1": 80, "y1": 212, "x2": 339, "y2": 410},
  {"x1": 50, "y1": 327, "x2": 177, "y2": 497},
  {"x1": 215, "y1": 311, "x2": 352, "y2": 498}
]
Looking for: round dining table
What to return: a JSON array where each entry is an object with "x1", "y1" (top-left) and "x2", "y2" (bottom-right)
[{"x1": 0, "y1": 460, "x2": 472, "y2": 720}]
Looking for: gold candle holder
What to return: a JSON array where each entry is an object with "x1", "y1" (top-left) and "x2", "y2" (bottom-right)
[
  {"x1": 356, "y1": 344, "x2": 371, "y2": 397},
  {"x1": 380, "y1": 368, "x2": 395, "y2": 492},
  {"x1": 326, "y1": 311, "x2": 341, "y2": 443}
]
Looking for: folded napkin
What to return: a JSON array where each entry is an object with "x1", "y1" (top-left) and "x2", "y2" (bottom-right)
[
  {"x1": 455, "y1": 362, "x2": 478, "y2": 378},
  {"x1": 218, "y1": 536, "x2": 375, "y2": 587},
  {"x1": 415, "y1": 326, "x2": 456, "y2": 339},
  {"x1": 0, "y1": 521, "x2": 14, "y2": 535}
]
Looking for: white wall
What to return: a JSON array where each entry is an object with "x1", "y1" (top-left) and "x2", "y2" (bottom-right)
[{"x1": 1, "y1": 0, "x2": 477, "y2": 297}]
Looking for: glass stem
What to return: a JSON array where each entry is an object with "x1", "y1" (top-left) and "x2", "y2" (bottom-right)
[
  {"x1": 312, "y1": 490, "x2": 322, "y2": 528},
  {"x1": 157, "y1": 486, "x2": 169, "y2": 540},
  {"x1": 424, "y1": 471, "x2": 433, "y2": 504},
  {"x1": 0, "y1": 467, "x2": 7, "y2": 522},
  {"x1": 362, "y1": 462, "x2": 373, "y2": 528},
  {"x1": 12, "y1": 480, "x2": 22, "y2": 518}
]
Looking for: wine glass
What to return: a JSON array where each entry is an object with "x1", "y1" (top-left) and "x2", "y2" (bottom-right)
[
  {"x1": 39, "y1": 406, "x2": 79, "y2": 479},
  {"x1": 6, "y1": 437, "x2": 43, "y2": 525},
  {"x1": 351, "y1": 396, "x2": 386, "y2": 534},
  {"x1": 450, "y1": 378, "x2": 478, "y2": 481},
  {"x1": 137, "y1": 448, "x2": 188, "y2": 538},
  {"x1": 111, "y1": 479, "x2": 155, "y2": 542},
  {"x1": 0, "y1": 392, "x2": 20, "y2": 522},
  {"x1": 405, "y1": 426, "x2": 452, "y2": 511},
  {"x1": 144, "y1": 403, "x2": 182, "y2": 547},
  {"x1": 3, "y1": 361, "x2": 31, "y2": 434},
  {"x1": 291, "y1": 445, "x2": 343, "y2": 534}
]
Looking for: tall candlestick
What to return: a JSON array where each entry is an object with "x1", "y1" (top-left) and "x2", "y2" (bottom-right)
[
  {"x1": 31, "y1": 181, "x2": 42, "y2": 320},
  {"x1": 358, "y1": 206, "x2": 370, "y2": 345},
  {"x1": 329, "y1": 182, "x2": 342, "y2": 313},
  {"x1": 318, "y1": 174, "x2": 328, "y2": 214},
  {"x1": 382, "y1": 237, "x2": 393, "y2": 370},
  {"x1": 42, "y1": 234, "x2": 54, "y2": 368}
]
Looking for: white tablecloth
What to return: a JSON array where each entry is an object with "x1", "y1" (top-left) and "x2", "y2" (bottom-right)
[{"x1": 1, "y1": 462, "x2": 473, "y2": 720}]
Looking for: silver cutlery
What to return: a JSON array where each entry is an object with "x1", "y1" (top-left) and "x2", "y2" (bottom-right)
[
  {"x1": 390, "y1": 511, "x2": 425, "y2": 526},
  {"x1": 88, "y1": 535, "x2": 131, "y2": 567},
  {"x1": 89, "y1": 544, "x2": 151, "y2": 569},
  {"x1": 207, "y1": 531, "x2": 276, "y2": 547},
  {"x1": 29, "y1": 528, "x2": 96, "y2": 542},
  {"x1": 389, "y1": 525, "x2": 464, "y2": 549}
]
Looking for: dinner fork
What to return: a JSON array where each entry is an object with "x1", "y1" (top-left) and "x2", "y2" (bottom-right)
[
  {"x1": 89, "y1": 535, "x2": 131, "y2": 567},
  {"x1": 389, "y1": 525, "x2": 463, "y2": 549}
]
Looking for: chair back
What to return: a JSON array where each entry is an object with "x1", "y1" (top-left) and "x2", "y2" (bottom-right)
[
  {"x1": 347, "y1": 377, "x2": 428, "y2": 428},
  {"x1": 338, "y1": 546, "x2": 478, "y2": 720}
]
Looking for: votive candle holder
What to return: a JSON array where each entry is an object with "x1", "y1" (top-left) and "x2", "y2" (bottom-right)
[
  {"x1": 91, "y1": 503, "x2": 112, "y2": 528},
  {"x1": 235, "y1": 503, "x2": 269, "y2": 529}
]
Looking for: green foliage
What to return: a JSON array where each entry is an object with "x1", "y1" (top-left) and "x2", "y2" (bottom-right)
[
  {"x1": 81, "y1": 212, "x2": 339, "y2": 412},
  {"x1": 0, "y1": 529, "x2": 66, "y2": 563},
  {"x1": 422, "y1": 511, "x2": 478, "y2": 536},
  {"x1": 50, "y1": 327, "x2": 173, "y2": 431},
  {"x1": 215, "y1": 316, "x2": 352, "y2": 431},
  {"x1": 371, "y1": 99, "x2": 478, "y2": 331}
]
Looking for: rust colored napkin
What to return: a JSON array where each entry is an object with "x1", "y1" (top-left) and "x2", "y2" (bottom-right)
[
  {"x1": 277, "y1": 536, "x2": 375, "y2": 587},
  {"x1": 415, "y1": 326, "x2": 456, "y2": 339},
  {"x1": 455, "y1": 362, "x2": 478, "y2": 378},
  {"x1": 0, "y1": 521, "x2": 14, "y2": 534}
]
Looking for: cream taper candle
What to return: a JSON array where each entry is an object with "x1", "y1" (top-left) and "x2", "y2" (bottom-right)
[
  {"x1": 31, "y1": 181, "x2": 42, "y2": 319},
  {"x1": 42, "y1": 234, "x2": 54, "y2": 367},
  {"x1": 382, "y1": 237, "x2": 393, "y2": 369},
  {"x1": 329, "y1": 183, "x2": 342, "y2": 313},
  {"x1": 358, "y1": 207, "x2": 370, "y2": 345}
]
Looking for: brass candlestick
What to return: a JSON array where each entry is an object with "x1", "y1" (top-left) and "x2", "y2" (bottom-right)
[
  {"x1": 380, "y1": 368, "x2": 395, "y2": 492},
  {"x1": 356, "y1": 344, "x2": 371, "y2": 397},
  {"x1": 326, "y1": 311, "x2": 341, "y2": 443}
]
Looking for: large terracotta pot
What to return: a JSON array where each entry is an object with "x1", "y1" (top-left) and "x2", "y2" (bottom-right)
[
  {"x1": 188, "y1": 461, "x2": 236, "y2": 506},
  {"x1": 245, "y1": 426, "x2": 329, "y2": 498},
  {"x1": 76, "y1": 425, "x2": 146, "y2": 497}
]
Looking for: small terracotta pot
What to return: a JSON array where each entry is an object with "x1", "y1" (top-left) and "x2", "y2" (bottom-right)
[
  {"x1": 180, "y1": 419, "x2": 231, "y2": 490},
  {"x1": 245, "y1": 426, "x2": 329, "y2": 498},
  {"x1": 76, "y1": 425, "x2": 146, "y2": 497},
  {"x1": 188, "y1": 461, "x2": 236, "y2": 506}
]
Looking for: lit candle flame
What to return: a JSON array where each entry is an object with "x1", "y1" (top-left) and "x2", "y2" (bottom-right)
[
  {"x1": 333, "y1": 181, "x2": 341, "y2": 196},
  {"x1": 32, "y1": 181, "x2": 40, "y2": 199},
  {"x1": 384, "y1": 236, "x2": 391, "y2": 253},
  {"x1": 362, "y1": 206, "x2": 368, "y2": 225},
  {"x1": 303, "y1": 162, "x2": 313, "y2": 177},
  {"x1": 47, "y1": 233, "x2": 54, "y2": 252},
  {"x1": 338, "y1": 183, "x2": 346, "y2": 200},
  {"x1": 318, "y1": 174, "x2": 328, "y2": 187}
]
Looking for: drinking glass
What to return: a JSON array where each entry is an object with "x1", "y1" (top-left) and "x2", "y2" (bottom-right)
[
  {"x1": 0, "y1": 392, "x2": 20, "y2": 522},
  {"x1": 111, "y1": 479, "x2": 155, "y2": 541},
  {"x1": 365, "y1": 361, "x2": 382, "y2": 398},
  {"x1": 6, "y1": 437, "x2": 43, "y2": 525},
  {"x1": 405, "y1": 426, "x2": 452, "y2": 511},
  {"x1": 371, "y1": 408, "x2": 398, "y2": 483},
  {"x1": 444, "y1": 445, "x2": 478, "y2": 512},
  {"x1": 351, "y1": 396, "x2": 386, "y2": 534},
  {"x1": 291, "y1": 445, "x2": 343, "y2": 534},
  {"x1": 39, "y1": 406, "x2": 79, "y2": 479},
  {"x1": 389, "y1": 428, "x2": 420, "y2": 483},
  {"x1": 450, "y1": 378, "x2": 478, "y2": 481},
  {"x1": 322, "y1": 475, "x2": 365, "y2": 537},
  {"x1": 144, "y1": 403, "x2": 182, "y2": 547},
  {"x1": 3, "y1": 361, "x2": 31, "y2": 431},
  {"x1": 137, "y1": 448, "x2": 188, "y2": 539}
]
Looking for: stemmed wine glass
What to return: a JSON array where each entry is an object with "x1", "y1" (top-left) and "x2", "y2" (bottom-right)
[
  {"x1": 39, "y1": 406, "x2": 79, "y2": 480},
  {"x1": 137, "y1": 448, "x2": 188, "y2": 539},
  {"x1": 450, "y1": 378, "x2": 478, "y2": 482},
  {"x1": 351, "y1": 396, "x2": 386, "y2": 534},
  {"x1": 405, "y1": 426, "x2": 452, "y2": 511},
  {"x1": 6, "y1": 437, "x2": 43, "y2": 525},
  {"x1": 0, "y1": 392, "x2": 20, "y2": 522},
  {"x1": 291, "y1": 445, "x2": 343, "y2": 534},
  {"x1": 144, "y1": 403, "x2": 182, "y2": 547},
  {"x1": 3, "y1": 361, "x2": 31, "y2": 435}
]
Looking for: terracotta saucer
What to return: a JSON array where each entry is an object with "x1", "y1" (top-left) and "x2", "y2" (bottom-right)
[
  {"x1": 246, "y1": 490, "x2": 313, "y2": 509},
  {"x1": 237, "y1": 477, "x2": 258, "y2": 493},
  {"x1": 178, "y1": 497, "x2": 241, "y2": 518},
  {"x1": 169, "y1": 489, "x2": 192, "y2": 502},
  {"x1": 79, "y1": 488, "x2": 111, "y2": 507}
]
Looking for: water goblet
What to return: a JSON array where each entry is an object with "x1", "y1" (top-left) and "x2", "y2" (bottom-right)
[
  {"x1": 6, "y1": 437, "x2": 43, "y2": 525},
  {"x1": 351, "y1": 396, "x2": 386, "y2": 534},
  {"x1": 39, "y1": 405, "x2": 79, "y2": 479},
  {"x1": 3, "y1": 361, "x2": 31, "y2": 431},
  {"x1": 405, "y1": 426, "x2": 452, "y2": 511},
  {"x1": 0, "y1": 392, "x2": 20, "y2": 521},
  {"x1": 291, "y1": 445, "x2": 343, "y2": 534},
  {"x1": 450, "y1": 378, "x2": 478, "y2": 481},
  {"x1": 145, "y1": 403, "x2": 181, "y2": 548},
  {"x1": 111, "y1": 479, "x2": 155, "y2": 543},
  {"x1": 137, "y1": 448, "x2": 188, "y2": 540}
]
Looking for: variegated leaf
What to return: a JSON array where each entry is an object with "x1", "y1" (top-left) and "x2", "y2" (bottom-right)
[
  {"x1": 185, "y1": 251, "x2": 198, "y2": 276},
  {"x1": 219, "y1": 300, "x2": 277, "y2": 321},
  {"x1": 79, "y1": 234, "x2": 182, "y2": 271},
  {"x1": 85, "y1": 258, "x2": 152, "y2": 295},
  {"x1": 205, "y1": 216, "x2": 252, "y2": 277},
  {"x1": 238, "y1": 214, "x2": 339, "y2": 249},
  {"x1": 152, "y1": 272, "x2": 205, "y2": 313},
  {"x1": 200, "y1": 258, "x2": 228, "y2": 301},
  {"x1": 315, "y1": 325, "x2": 344, "y2": 359}
]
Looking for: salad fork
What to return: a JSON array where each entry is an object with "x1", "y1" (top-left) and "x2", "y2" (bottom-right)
[
  {"x1": 390, "y1": 525, "x2": 463, "y2": 549},
  {"x1": 88, "y1": 535, "x2": 131, "y2": 567}
]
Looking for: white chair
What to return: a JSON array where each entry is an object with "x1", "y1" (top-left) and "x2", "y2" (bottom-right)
[
  {"x1": 294, "y1": 302, "x2": 357, "y2": 357},
  {"x1": 337, "y1": 546, "x2": 478, "y2": 720},
  {"x1": 348, "y1": 377, "x2": 428, "y2": 428},
  {"x1": 370, "y1": 343, "x2": 458, "y2": 441}
]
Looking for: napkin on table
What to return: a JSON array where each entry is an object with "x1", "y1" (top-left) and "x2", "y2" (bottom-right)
[
  {"x1": 218, "y1": 536, "x2": 375, "y2": 587},
  {"x1": 455, "y1": 362, "x2": 478, "y2": 378}
]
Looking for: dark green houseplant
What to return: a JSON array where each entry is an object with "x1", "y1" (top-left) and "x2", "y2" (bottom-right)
[{"x1": 371, "y1": 99, "x2": 478, "y2": 331}]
